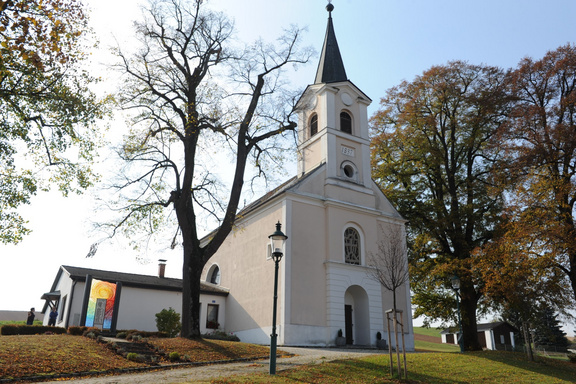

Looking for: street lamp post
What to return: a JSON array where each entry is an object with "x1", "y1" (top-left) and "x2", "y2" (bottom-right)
[
  {"x1": 268, "y1": 221, "x2": 288, "y2": 375},
  {"x1": 451, "y1": 275, "x2": 465, "y2": 353}
]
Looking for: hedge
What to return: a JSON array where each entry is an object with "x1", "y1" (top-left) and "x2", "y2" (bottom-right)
[{"x1": 1, "y1": 325, "x2": 68, "y2": 335}]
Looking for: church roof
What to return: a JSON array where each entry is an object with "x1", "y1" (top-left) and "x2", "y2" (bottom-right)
[
  {"x1": 314, "y1": 3, "x2": 347, "y2": 84},
  {"x1": 237, "y1": 164, "x2": 324, "y2": 218}
]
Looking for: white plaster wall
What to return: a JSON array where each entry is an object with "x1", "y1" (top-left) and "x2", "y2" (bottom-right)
[
  {"x1": 486, "y1": 330, "x2": 495, "y2": 350},
  {"x1": 201, "y1": 202, "x2": 286, "y2": 338},
  {"x1": 200, "y1": 294, "x2": 227, "y2": 334},
  {"x1": 325, "y1": 261, "x2": 383, "y2": 346},
  {"x1": 288, "y1": 200, "x2": 327, "y2": 327},
  {"x1": 115, "y1": 286, "x2": 181, "y2": 331},
  {"x1": 68, "y1": 281, "x2": 86, "y2": 327}
]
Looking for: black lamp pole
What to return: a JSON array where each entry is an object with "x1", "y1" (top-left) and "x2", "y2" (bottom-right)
[
  {"x1": 269, "y1": 221, "x2": 287, "y2": 375},
  {"x1": 451, "y1": 275, "x2": 465, "y2": 353}
]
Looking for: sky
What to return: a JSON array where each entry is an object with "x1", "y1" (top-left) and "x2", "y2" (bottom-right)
[{"x1": 1, "y1": 0, "x2": 575, "y2": 333}]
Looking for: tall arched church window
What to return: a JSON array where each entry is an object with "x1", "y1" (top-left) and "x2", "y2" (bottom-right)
[
  {"x1": 310, "y1": 113, "x2": 318, "y2": 137},
  {"x1": 344, "y1": 227, "x2": 360, "y2": 265},
  {"x1": 340, "y1": 111, "x2": 352, "y2": 134}
]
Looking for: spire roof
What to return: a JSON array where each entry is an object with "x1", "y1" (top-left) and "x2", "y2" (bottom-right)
[{"x1": 314, "y1": 3, "x2": 347, "y2": 84}]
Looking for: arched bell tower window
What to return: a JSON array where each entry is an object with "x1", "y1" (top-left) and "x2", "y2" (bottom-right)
[
  {"x1": 208, "y1": 265, "x2": 220, "y2": 285},
  {"x1": 310, "y1": 113, "x2": 318, "y2": 137},
  {"x1": 340, "y1": 111, "x2": 352, "y2": 134},
  {"x1": 344, "y1": 227, "x2": 361, "y2": 265}
]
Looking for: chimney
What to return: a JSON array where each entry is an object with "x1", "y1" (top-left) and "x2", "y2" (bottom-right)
[{"x1": 158, "y1": 259, "x2": 167, "y2": 278}]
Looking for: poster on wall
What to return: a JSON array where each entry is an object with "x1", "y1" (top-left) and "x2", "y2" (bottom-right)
[{"x1": 85, "y1": 279, "x2": 116, "y2": 329}]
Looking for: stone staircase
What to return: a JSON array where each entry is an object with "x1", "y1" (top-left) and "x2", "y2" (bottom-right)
[{"x1": 104, "y1": 338, "x2": 161, "y2": 364}]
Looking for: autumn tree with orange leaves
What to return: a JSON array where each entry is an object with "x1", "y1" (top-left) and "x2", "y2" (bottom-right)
[
  {"x1": 0, "y1": 0, "x2": 106, "y2": 244},
  {"x1": 370, "y1": 62, "x2": 512, "y2": 351},
  {"x1": 494, "y1": 44, "x2": 576, "y2": 306}
]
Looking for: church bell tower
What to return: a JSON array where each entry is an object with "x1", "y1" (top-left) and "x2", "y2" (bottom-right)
[{"x1": 296, "y1": 1, "x2": 373, "y2": 192}]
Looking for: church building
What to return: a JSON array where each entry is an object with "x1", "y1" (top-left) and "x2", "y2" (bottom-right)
[
  {"x1": 41, "y1": 3, "x2": 414, "y2": 350},
  {"x1": 200, "y1": 3, "x2": 414, "y2": 349}
]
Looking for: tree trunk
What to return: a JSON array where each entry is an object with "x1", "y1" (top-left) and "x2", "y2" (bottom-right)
[
  {"x1": 522, "y1": 321, "x2": 534, "y2": 361},
  {"x1": 460, "y1": 284, "x2": 482, "y2": 351},
  {"x1": 175, "y1": 173, "x2": 204, "y2": 338},
  {"x1": 180, "y1": 238, "x2": 205, "y2": 338}
]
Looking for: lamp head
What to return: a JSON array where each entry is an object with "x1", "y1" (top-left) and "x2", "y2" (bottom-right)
[
  {"x1": 269, "y1": 221, "x2": 288, "y2": 261},
  {"x1": 451, "y1": 275, "x2": 461, "y2": 290}
]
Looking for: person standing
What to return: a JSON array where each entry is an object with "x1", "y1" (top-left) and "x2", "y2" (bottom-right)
[
  {"x1": 48, "y1": 307, "x2": 58, "y2": 326},
  {"x1": 26, "y1": 308, "x2": 35, "y2": 325}
]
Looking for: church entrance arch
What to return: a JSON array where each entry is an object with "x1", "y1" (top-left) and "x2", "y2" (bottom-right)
[{"x1": 344, "y1": 285, "x2": 370, "y2": 345}]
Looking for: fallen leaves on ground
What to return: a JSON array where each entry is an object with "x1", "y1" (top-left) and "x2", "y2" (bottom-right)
[
  {"x1": 148, "y1": 338, "x2": 287, "y2": 362},
  {"x1": 0, "y1": 334, "x2": 140, "y2": 379},
  {"x1": 0, "y1": 334, "x2": 282, "y2": 380}
]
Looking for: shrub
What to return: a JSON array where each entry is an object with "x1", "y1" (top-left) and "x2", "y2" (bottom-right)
[
  {"x1": 122, "y1": 329, "x2": 168, "y2": 339},
  {"x1": 116, "y1": 332, "x2": 127, "y2": 339},
  {"x1": 0, "y1": 325, "x2": 67, "y2": 335},
  {"x1": 82, "y1": 327, "x2": 101, "y2": 338},
  {"x1": 376, "y1": 331, "x2": 382, "y2": 340},
  {"x1": 203, "y1": 330, "x2": 240, "y2": 342},
  {"x1": 337, "y1": 329, "x2": 343, "y2": 338},
  {"x1": 126, "y1": 352, "x2": 144, "y2": 362},
  {"x1": 168, "y1": 351, "x2": 180, "y2": 361},
  {"x1": 68, "y1": 326, "x2": 88, "y2": 336},
  {"x1": 568, "y1": 353, "x2": 576, "y2": 364},
  {"x1": 155, "y1": 307, "x2": 181, "y2": 337}
]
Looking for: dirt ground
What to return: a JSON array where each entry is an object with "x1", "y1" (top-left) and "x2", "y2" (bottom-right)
[
  {"x1": 43, "y1": 347, "x2": 384, "y2": 384},
  {"x1": 413, "y1": 333, "x2": 441, "y2": 343}
]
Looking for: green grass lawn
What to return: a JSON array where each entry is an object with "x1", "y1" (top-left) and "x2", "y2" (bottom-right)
[
  {"x1": 413, "y1": 326, "x2": 444, "y2": 338},
  {"x1": 211, "y1": 351, "x2": 576, "y2": 383},
  {"x1": 413, "y1": 326, "x2": 460, "y2": 352},
  {"x1": 415, "y1": 339, "x2": 460, "y2": 352},
  {"x1": 2, "y1": 330, "x2": 575, "y2": 383}
]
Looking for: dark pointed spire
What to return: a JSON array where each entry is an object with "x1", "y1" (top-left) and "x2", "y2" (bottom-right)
[{"x1": 314, "y1": 1, "x2": 347, "y2": 84}]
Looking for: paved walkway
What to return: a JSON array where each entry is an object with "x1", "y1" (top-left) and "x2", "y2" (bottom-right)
[{"x1": 44, "y1": 347, "x2": 384, "y2": 384}]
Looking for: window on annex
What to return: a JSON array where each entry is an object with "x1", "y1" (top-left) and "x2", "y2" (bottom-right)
[
  {"x1": 59, "y1": 295, "x2": 67, "y2": 322},
  {"x1": 206, "y1": 304, "x2": 219, "y2": 329},
  {"x1": 310, "y1": 113, "x2": 318, "y2": 137},
  {"x1": 340, "y1": 111, "x2": 352, "y2": 134},
  {"x1": 344, "y1": 227, "x2": 361, "y2": 265},
  {"x1": 209, "y1": 266, "x2": 220, "y2": 285}
]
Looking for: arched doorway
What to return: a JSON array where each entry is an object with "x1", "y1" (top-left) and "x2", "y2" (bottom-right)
[{"x1": 344, "y1": 285, "x2": 370, "y2": 345}]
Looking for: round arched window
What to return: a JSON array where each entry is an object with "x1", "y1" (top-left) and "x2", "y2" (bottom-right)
[
  {"x1": 310, "y1": 113, "x2": 318, "y2": 137},
  {"x1": 340, "y1": 111, "x2": 352, "y2": 134},
  {"x1": 209, "y1": 265, "x2": 220, "y2": 285}
]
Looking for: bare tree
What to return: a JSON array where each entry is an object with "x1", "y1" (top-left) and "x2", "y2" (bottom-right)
[
  {"x1": 102, "y1": 0, "x2": 312, "y2": 338},
  {"x1": 367, "y1": 223, "x2": 409, "y2": 378},
  {"x1": 367, "y1": 224, "x2": 410, "y2": 311}
]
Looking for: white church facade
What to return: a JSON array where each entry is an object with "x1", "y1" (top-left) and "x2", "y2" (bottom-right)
[
  {"x1": 200, "y1": 4, "x2": 413, "y2": 348},
  {"x1": 41, "y1": 3, "x2": 414, "y2": 350}
]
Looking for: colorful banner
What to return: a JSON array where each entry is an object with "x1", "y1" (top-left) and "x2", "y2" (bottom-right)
[{"x1": 85, "y1": 278, "x2": 116, "y2": 329}]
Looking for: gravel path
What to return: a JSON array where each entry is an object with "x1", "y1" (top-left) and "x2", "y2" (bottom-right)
[{"x1": 44, "y1": 347, "x2": 384, "y2": 384}]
